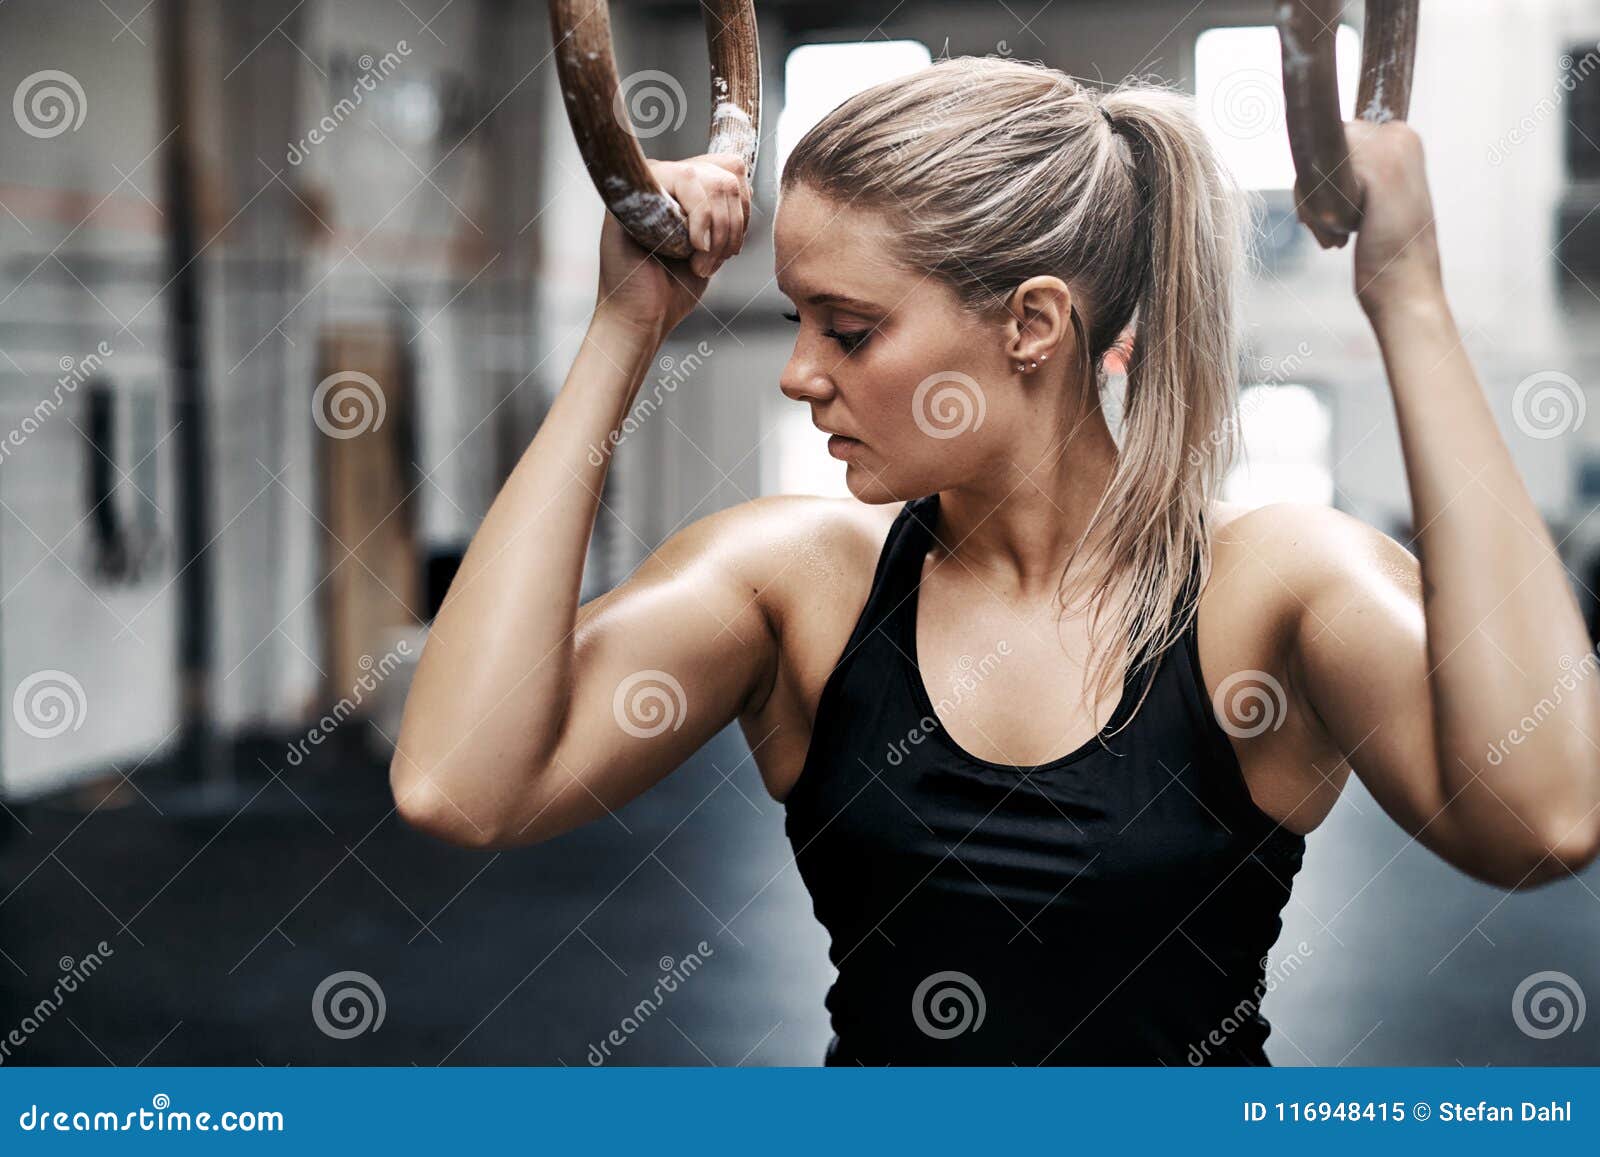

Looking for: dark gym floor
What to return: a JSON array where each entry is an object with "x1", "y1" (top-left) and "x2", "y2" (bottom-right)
[{"x1": 1, "y1": 722, "x2": 1596, "y2": 1066}]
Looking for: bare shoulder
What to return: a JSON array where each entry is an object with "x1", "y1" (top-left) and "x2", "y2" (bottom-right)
[
  {"x1": 686, "y1": 493, "x2": 905, "y2": 764},
  {"x1": 1208, "y1": 500, "x2": 1421, "y2": 601},
  {"x1": 714, "y1": 493, "x2": 904, "y2": 628},
  {"x1": 1195, "y1": 501, "x2": 1426, "y2": 832},
  {"x1": 1202, "y1": 500, "x2": 1423, "y2": 663},
  {"x1": 609, "y1": 491, "x2": 899, "y2": 635}
]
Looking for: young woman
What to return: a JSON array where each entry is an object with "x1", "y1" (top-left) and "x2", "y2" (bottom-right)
[{"x1": 390, "y1": 57, "x2": 1600, "y2": 1065}]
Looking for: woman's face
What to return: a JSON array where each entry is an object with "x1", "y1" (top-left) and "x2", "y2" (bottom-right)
[{"x1": 773, "y1": 183, "x2": 1029, "y2": 504}]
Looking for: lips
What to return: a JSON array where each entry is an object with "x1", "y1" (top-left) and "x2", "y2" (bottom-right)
[
  {"x1": 826, "y1": 433, "x2": 861, "y2": 460},
  {"x1": 815, "y1": 422, "x2": 861, "y2": 442}
]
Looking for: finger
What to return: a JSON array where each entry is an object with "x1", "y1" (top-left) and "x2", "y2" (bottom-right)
[
  {"x1": 700, "y1": 156, "x2": 750, "y2": 231},
  {"x1": 722, "y1": 173, "x2": 749, "y2": 256},
  {"x1": 732, "y1": 180, "x2": 749, "y2": 249},
  {"x1": 702, "y1": 153, "x2": 747, "y2": 181},
  {"x1": 712, "y1": 189, "x2": 735, "y2": 260},
  {"x1": 686, "y1": 194, "x2": 717, "y2": 276},
  {"x1": 713, "y1": 175, "x2": 744, "y2": 255}
]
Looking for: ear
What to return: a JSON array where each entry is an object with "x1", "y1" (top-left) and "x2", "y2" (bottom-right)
[{"x1": 1005, "y1": 276, "x2": 1074, "y2": 366}]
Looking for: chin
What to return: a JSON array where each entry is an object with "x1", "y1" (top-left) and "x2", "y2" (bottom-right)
[
  {"x1": 843, "y1": 465, "x2": 931, "y2": 506},
  {"x1": 843, "y1": 470, "x2": 900, "y2": 505}
]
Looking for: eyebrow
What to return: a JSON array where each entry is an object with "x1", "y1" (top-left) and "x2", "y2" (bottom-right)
[{"x1": 778, "y1": 288, "x2": 883, "y2": 313}]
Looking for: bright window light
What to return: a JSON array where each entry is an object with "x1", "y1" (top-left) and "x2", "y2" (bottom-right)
[
  {"x1": 1196, "y1": 24, "x2": 1360, "y2": 191},
  {"x1": 765, "y1": 39, "x2": 930, "y2": 498},
  {"x1": 764, "y1": 405, "x2": 852, "y2": 498},
  {"x1": 775, "y1": 40, "x2": 933, "y2": 178},
  {"x1": 1223, "y1": 383, "x2": 1334, "y2": 506}
]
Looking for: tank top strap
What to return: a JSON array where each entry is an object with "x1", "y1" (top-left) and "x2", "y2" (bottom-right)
[{"x1": 838, "y1": 495, "x2": 940, "y2": 663}]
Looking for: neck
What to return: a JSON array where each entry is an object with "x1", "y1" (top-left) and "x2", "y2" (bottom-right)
[{"x1": 930, "y1": 401, "x2": 1121, "y2": 598}]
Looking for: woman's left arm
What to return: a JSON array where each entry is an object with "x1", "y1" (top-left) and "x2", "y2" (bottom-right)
[{"x1": 1289, "y1": 120, "x2": 1600, "y2": 889}]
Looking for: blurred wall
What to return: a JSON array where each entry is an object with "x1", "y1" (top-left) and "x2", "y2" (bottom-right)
[{"x1": 5, "y1": 0, "x2": 1600, "y2": 797}]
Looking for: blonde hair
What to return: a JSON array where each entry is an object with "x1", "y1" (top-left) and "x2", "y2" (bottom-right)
[{"x1": 782, "y1": 55, "x2": 1252, "y2": 721}]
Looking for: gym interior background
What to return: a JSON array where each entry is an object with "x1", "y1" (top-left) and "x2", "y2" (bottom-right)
[{"x1": 2, "y1": 0, "x2": 1598, "y2": 1066}]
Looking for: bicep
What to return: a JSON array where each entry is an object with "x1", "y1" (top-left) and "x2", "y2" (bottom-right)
[
  {"x1": 1290, "y1": 517, "x2": 1472, "y2": 860},
  {"x1": 514, "y1": 510, "x2": 778, "y2": 845}
]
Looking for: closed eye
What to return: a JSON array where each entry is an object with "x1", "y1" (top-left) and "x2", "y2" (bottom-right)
[{"x1": 782, "y1": 310, "x2": 871, "y2": 355}]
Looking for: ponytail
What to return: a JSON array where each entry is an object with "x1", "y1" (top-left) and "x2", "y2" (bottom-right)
[{"x1": 1062, "y1": 86, "x2": 1249, "y2": 722}]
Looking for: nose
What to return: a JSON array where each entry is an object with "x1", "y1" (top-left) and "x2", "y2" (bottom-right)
[{"x1": 778, "y1": 338, "x2": 836, "y2": 405}]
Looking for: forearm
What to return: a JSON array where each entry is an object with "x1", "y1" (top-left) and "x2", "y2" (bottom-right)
[
  {"x1": 391, "y1": 309, "x2": 665, "y2": 834},
  {"x1": 1371, "y1": 290, "x2": 1600, "y2": 853}
]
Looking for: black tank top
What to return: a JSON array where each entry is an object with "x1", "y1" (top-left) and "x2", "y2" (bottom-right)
[{"x1": 783, "y1": 493, "x2": 1307, "y2": 1065}]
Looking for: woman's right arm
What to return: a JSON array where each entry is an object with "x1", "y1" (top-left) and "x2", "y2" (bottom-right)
[{"x1": 389, "y1": 154, "x2": 768, "y2": 849}]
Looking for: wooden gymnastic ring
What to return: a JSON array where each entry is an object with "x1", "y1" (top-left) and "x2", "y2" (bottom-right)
[
  {"x1": 549, "y1": 0, "x2": 762, "y2": 261},
  {"x1": 1278, "y1": 0, "x2": 1419, "y2": 245}
]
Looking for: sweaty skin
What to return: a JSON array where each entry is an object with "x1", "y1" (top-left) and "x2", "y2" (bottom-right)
[{"x1": 390, "y1": 125, "x2": 1600, "y2": 892}]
